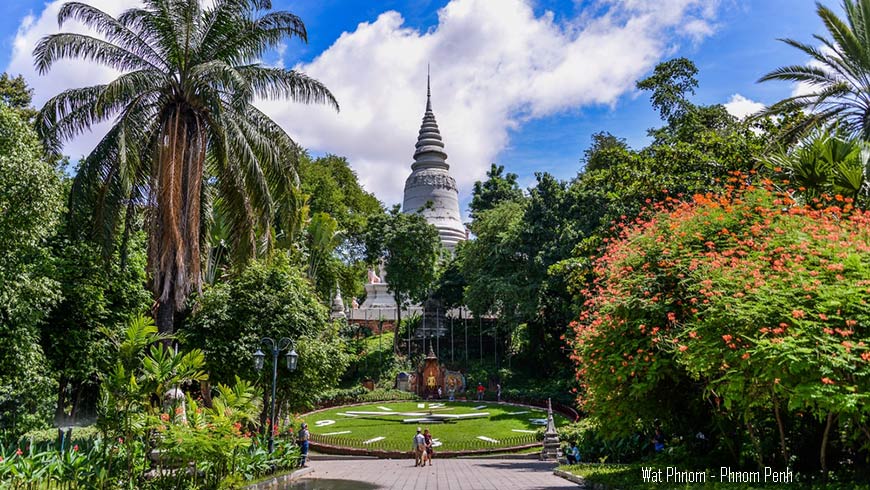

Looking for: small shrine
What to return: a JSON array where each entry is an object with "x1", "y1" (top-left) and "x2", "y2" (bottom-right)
[
  {"x1": 540, "y1": 398, "x2": 561, "y2": 462},
  {"x1": 421, "y1": 344, "x2": 441, "y2": 397},
  {"x1": 396, "y1": 342, "x2": 465, "y2": 399}
]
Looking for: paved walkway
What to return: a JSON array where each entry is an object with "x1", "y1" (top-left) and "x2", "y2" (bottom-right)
[{"x1": 296, "y1": 458, "x2": 577, "y2": 489}]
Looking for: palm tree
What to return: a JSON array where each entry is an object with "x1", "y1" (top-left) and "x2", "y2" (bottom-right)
[
  {"x1": 759, "y1": 0, "x2": 870, "y2": 140},
  {"x1": 35, "y1": 0, "x2": 338, "y2": 334},
  {"x1": 764, "y1": 129, "x2": 869, "y2": 204}
]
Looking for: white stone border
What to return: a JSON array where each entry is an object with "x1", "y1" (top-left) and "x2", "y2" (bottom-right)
[{"x1": 243, "y1": 467, "x2": 313, "y2": 489}]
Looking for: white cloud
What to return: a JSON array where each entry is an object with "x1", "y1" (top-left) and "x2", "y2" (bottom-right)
[
  {"x1": 267, "y1": 0, "x2": 723, "y2": 205},
  {"x1": 7, "y1": 0, "x2": 723, "y2": 205},
  {"x1": 7, "y1": 0, "x2": 142, "y2": 159},
  {"x1": 724, "y1": 94, "x2": 765, "y2": 119}
]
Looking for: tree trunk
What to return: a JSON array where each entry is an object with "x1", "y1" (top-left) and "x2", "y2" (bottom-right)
[
  {"x1": 71, "y1": 383, "x2": 83, "y2": 423},
  {"x1": 200, "y1": 381, "x2": 213, "y2": 407},
  {"x1": 773, "y1": 392, "x2": 789, "y2": 466},
  {"x1": 746, "y1": 420, "x2": 764, "y2": 469},
  {"x1": 820, "y1": 412, "x2": 836, "y2": 473},
  {"x1": 155, "y1": 295, "x2": 176, "y2": 337},
  {"x1": 55, "y1": 378, "x2": 67, "y2": 423},
  {"x1": 393, "y1": 294, "x2": 402, "y2": 355}
]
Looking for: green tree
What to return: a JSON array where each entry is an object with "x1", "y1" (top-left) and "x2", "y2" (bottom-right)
[
  {"x1": 470, "y1": 164, "x2": 523, "y2": 220},
  {"x1": 298, "y1": 154, "x2": 385, "y2": 301},
  {"x1": 40, "y1": 226, "x2": 151, "y2": 423},
  {"x1": 760, "y1": 0, "x2": 870, "y2": 140},
  {"x1": 0, "y1": 103, "x2": 63, "y2": 435},
  {"x1": 0, "y1": 73, "x2": 37, "y2": 122},
  {"x1": 182, "y1": 256, "x2": 348, "y2": 413},
  {"x1": 581, "y1": 131, "x2": 628, "y2": 172},
  {"x1": 461, "y1": 199, "x2": 528, "y2": 320},
  {"x1": 35, "y1": 0, "x2": 338, "y2": 335},
  {"x1": 636, "y1": 57, "x2": 699, "y2": 124},
  {"x1": 298, "y1": 154, "x2": 383, "y2": 238},
  {"x1": 365, "y1": 206, "x2": 441, "y2": 353}
]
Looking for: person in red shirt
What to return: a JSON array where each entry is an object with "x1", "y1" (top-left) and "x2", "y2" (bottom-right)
[{"x1": 476, "y1": 383, "x2": 485, "y2": 401}]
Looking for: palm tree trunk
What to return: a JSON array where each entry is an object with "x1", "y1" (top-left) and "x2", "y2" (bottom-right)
[{"x1": 156, "y1": 295, "x2": 176, "y2": 337}]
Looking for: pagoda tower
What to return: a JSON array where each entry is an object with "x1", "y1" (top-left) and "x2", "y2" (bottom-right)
[{"x1": 401, "y1": 73, "x2": 466, "y2": 250}]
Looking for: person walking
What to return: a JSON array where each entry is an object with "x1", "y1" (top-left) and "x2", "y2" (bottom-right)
[
  {"x1": 496, "y1": 383, "x2": 502, "y2": 402},
  {"x1": 423, "y1": 428, "x2": 435, "y2": 466},
  {"x1": 297, "y1": 423, "x2": 310, "y2": 467},
  {"x1": 476, "y1": 383, "x2": 485, "y2": 401},
  {"x1": 413, "y1": 427, "x2": 426, "y2": 467}
]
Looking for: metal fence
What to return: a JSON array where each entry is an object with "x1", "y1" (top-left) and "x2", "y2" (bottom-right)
[{"x1": 310, "y1": 432, "x2": 539, "y2": 453}]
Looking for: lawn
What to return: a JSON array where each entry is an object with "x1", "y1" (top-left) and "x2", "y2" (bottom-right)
[{"x1": 302, "y1": 401, "x2": 569, "y2": 452}]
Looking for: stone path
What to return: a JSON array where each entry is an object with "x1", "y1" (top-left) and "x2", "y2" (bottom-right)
[{"x1": 296, "y1": 458, "x2": 577, "y2": 489}]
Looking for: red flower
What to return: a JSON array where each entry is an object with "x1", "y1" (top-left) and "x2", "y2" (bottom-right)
[
  {"x1": 73, "y1": 445, "x2": 78, "y2": 452},
  {"x1": 792, "y1": 310, "x2": 805, "y2": 319},
  {"x1": 821, "y1": 377, "x2": 835, "y2": 385},
  {"x1": 118, "y1": 437, "x2": 124, "y2": 444},
  {"x1": 160, "y1": 413, "x2": 170, "y2": 422},
  {"x1": 15, "y1": 448, "x2": 22, "y2": 456},
  {"x1": 667, "y1": 312, "x2": 676, "y2": 323},
  {"x1": 678, "y1": 345, "x2": 688, "y2": 352},
  {"x1": 722, "y1": 334, "x2": 733, "y2": 343}
]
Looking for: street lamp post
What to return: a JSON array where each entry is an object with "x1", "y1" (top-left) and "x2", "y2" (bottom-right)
[{"x1": 253, "y1": 337, "x2": 298, "y2": 453}]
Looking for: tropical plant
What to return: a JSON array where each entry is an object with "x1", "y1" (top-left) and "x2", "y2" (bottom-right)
[
  {"x1": 765, "y1": 129, "x2": 870, "y2": 205},
  {"x1": 97, "y1": 313, "x2": 206, "y2": 440},
  {"x1": 759, "y1": 0, "x2": 870, "y2": 140},
  {"x1": 34, "y1": 0, "x2": 338, "y2": 335}
]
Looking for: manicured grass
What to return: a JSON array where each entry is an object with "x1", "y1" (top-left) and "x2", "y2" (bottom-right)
[
  {"x1": 303, "y1": 401, "x2": 568, "y2": 452},
  {"x1": 558, "y1": 463, "x2": 870, "y2": 490}
]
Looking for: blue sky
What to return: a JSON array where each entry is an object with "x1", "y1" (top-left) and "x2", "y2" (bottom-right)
[{"x1": 1, "y1": 0, "x2": 823, "y2": 209}]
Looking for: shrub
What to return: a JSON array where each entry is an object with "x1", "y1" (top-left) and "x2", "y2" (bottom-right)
[
  {"x1": 19, "y1": 425, "x2": 101, "y2": 449},
  {"x1": 311, "y1": 387, "x2": 416, "y2": 408},
  {"x1": 557, "y1": 418, "x2": 647, "y2": 463},
  {"x1": 571, "y1": 180, "x2": 870, "y2": 470}
]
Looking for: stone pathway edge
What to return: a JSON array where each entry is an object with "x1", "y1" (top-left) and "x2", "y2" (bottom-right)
[
  {"x1": 553, "y1": 468, "x2": 616, "y2": 489},
  {"x1": 242, "y1": 466, "x2": 313, "y2": 489}
]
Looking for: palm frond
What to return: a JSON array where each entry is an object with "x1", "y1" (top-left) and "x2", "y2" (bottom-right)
[
  {"x1": 238, "y1": 65, "x2": 339, "y2": 109},
  {"x1": 34, "y1": 33, "x2": 159, "y2": 74}
]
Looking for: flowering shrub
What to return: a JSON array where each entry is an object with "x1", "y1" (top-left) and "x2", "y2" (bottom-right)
[{"x1": 571, "y1": 178, "x2": 870, "y2": 470}]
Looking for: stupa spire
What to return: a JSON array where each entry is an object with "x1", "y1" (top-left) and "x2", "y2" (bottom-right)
[
  {"x1": 426, "y1": 64, "x2": 432, "y2": 112},
  {"x1": 412, "y1": 67, "x2": 447, "y2": 171},
  {"x1": 402, "y1": 66, "x2": 466, "y2": 251}
]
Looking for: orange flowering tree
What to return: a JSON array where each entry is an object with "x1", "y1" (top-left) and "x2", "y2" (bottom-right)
[{"x1": 570, "y1": 177, "x2": 870, "y2": 470}]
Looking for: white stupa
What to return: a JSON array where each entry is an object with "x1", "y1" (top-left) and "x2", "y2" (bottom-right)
[
  {"x1": 352, "y1": 73, "x2": 466, "y2": 319},
  {"x1": 401, "y1": 74, "x2": 466, "y2": 251}
]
